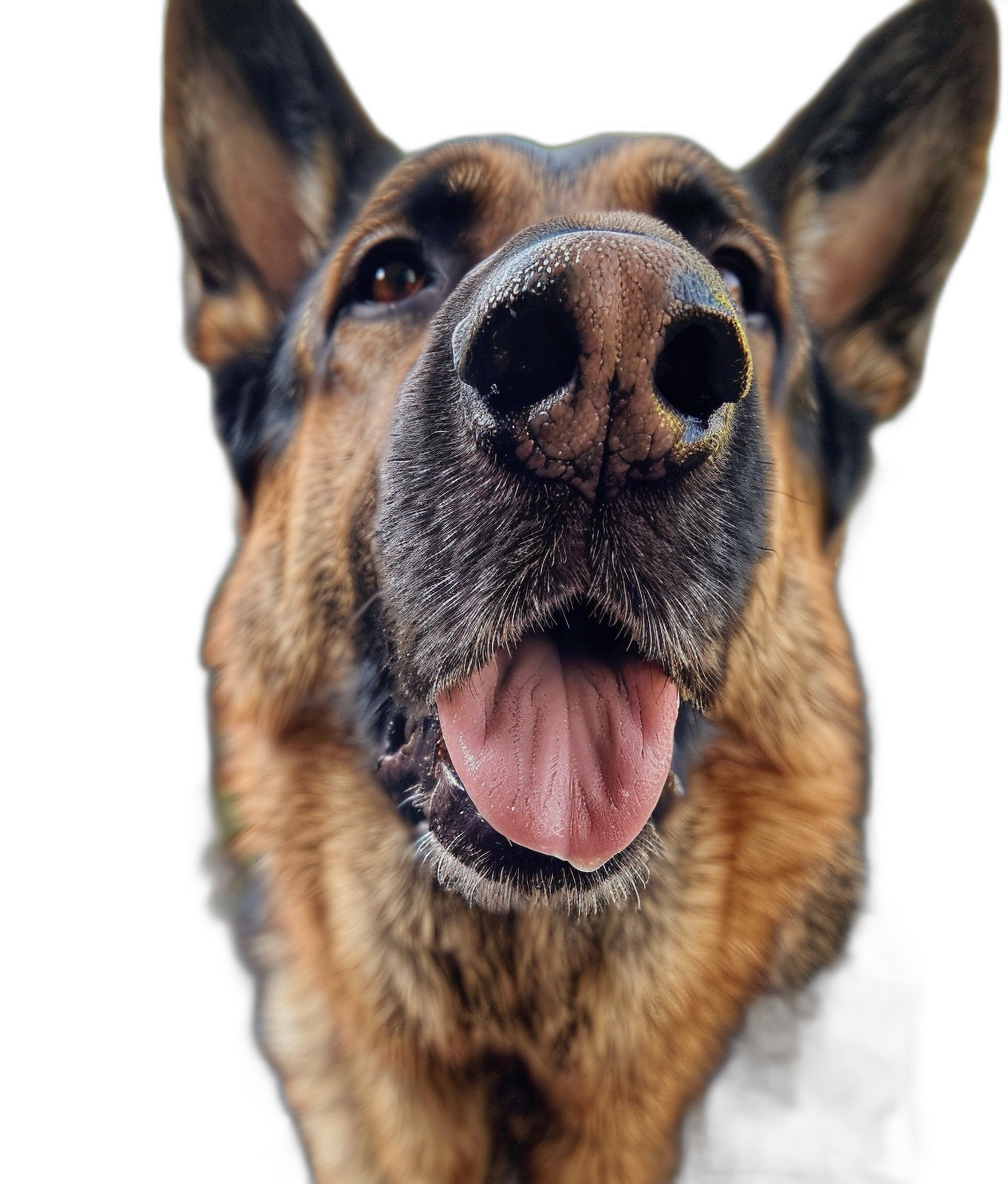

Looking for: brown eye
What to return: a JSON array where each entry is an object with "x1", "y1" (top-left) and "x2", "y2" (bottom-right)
[
  {"x1": 716, "y1": 265, "x2": 745, "y2": 310},
  {"x1": 354, "y1": 240, "x2": 428, "y2": 305},
  {"x1": 711, "y1": 249, "x2": 766, "y2": 320},
  {"x1": 371, "y1": 259, "x2": 423, "y2": 302}
]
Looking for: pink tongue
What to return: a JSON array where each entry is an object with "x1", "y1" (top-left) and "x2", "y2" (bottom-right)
[{"x1": 435, "y1": 636, "x2": 679, "y2": 872}]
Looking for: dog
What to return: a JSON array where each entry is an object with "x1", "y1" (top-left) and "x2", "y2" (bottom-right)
[{"x1": 163, "y1": 1, "x2": 997, "y2": 1180}]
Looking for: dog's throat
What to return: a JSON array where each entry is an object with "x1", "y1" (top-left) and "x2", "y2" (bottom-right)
[{"x1": 435, "y1": 634, "x2": 679, "y2": 871}]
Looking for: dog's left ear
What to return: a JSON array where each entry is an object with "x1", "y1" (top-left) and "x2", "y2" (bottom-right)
[
  {"x1": 164, "y1": 0, "x2": 399, "y2": 369},
  {"x1": 165, "y1": 1, "x2": 400, "y2": 500},
  {"x1": 747, "y1": 0, "x2": 998, "y2": 421}
]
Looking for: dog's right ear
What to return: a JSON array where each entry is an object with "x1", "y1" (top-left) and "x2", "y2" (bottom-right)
[{"x1": 164, "y1": 0, "x2": 398, "y2": 369}]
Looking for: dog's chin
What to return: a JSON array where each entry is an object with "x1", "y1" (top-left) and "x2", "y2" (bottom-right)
[
  {"x1": 374, "y1": 706, "x2": 681, "y2": 915},
  {"x1": 422, "y1": 753, "x2": 669, "y2": 915}
]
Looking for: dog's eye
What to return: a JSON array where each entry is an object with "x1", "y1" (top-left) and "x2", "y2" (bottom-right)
[
  {"x1": 711, "y1": 250, "x2": 764, "y2": 318},
  {"x1": 353, "y1": 240, "x2": 428, "y2": 305},
  {"x1": 716, "y1": 265, "x2": 745, "y2": 310}
]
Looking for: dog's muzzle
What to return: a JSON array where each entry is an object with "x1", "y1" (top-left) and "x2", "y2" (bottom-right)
[{"x1": 371, "y1": 214, "x2": 764, "y2": 905}]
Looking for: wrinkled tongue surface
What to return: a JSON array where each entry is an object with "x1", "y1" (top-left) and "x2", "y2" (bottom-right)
[{"x1": 435, "y1": 635, "x2": 679, "y2": 872}]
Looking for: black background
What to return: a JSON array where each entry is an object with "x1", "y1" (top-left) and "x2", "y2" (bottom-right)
[{"x1": 124, "y1": 4, "x2": 994, "y2": 1179}]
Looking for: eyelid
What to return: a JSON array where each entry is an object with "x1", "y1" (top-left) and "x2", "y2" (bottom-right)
[
  {"x1": 353, "y1": 240, "x2": 428, "y2": 304},
  {"x1": 709, "y1": 243, "x2": 771, "y2": 319},
  {"x1": 326, "y1": 232, "x2": 428, "y2": 333}
]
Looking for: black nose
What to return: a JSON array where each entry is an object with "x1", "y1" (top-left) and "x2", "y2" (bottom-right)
[{"x1": 451, "y1": 216, "x2": 752, "y2": 500}]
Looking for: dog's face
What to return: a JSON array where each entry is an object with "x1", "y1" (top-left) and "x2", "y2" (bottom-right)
[
  {"x1": 164, "y1": 0, "x2": 995, "y2": 922},
  {"x1": 332, "y1": 147, "x2": 774, "y2": 907},
  {"x1": 163, "y1": 0, "x2": 994, "y2": 914}
]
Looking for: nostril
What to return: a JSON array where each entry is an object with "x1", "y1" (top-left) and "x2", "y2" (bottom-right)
[
  {"x1": 458, "y1": 304, "x2": 578, "y2": 417},
  {"x1": 653, "y1": 320, "x2": 749, "y2": 425}
]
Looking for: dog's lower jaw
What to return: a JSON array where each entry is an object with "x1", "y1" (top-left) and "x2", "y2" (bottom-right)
[{"x1": 414, "y1": 813, "x2": 665, "y2": 917}]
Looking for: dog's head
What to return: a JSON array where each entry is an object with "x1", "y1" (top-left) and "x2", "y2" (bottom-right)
[{"x1": 165, "y1": 0, "x2": 996, "y2": 914}]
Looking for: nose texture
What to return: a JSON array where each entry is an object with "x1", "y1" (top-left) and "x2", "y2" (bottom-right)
[{"x1": 453, "y1": 216, "x2": 752, "y2": 501}]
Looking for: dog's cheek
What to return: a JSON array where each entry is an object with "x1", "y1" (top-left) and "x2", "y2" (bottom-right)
[{"x1": 206, "y1": 321, "x2": 429, "y2": 730}]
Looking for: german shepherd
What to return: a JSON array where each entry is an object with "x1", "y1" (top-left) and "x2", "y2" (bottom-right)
[{"x1": 163, "y1": 1, "x2": 997, "y2": 1179}]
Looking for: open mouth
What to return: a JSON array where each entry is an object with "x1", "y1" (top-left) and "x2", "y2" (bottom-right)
[{"x1": 373, "y1": 607, "x2": 686, "y2": 912}]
